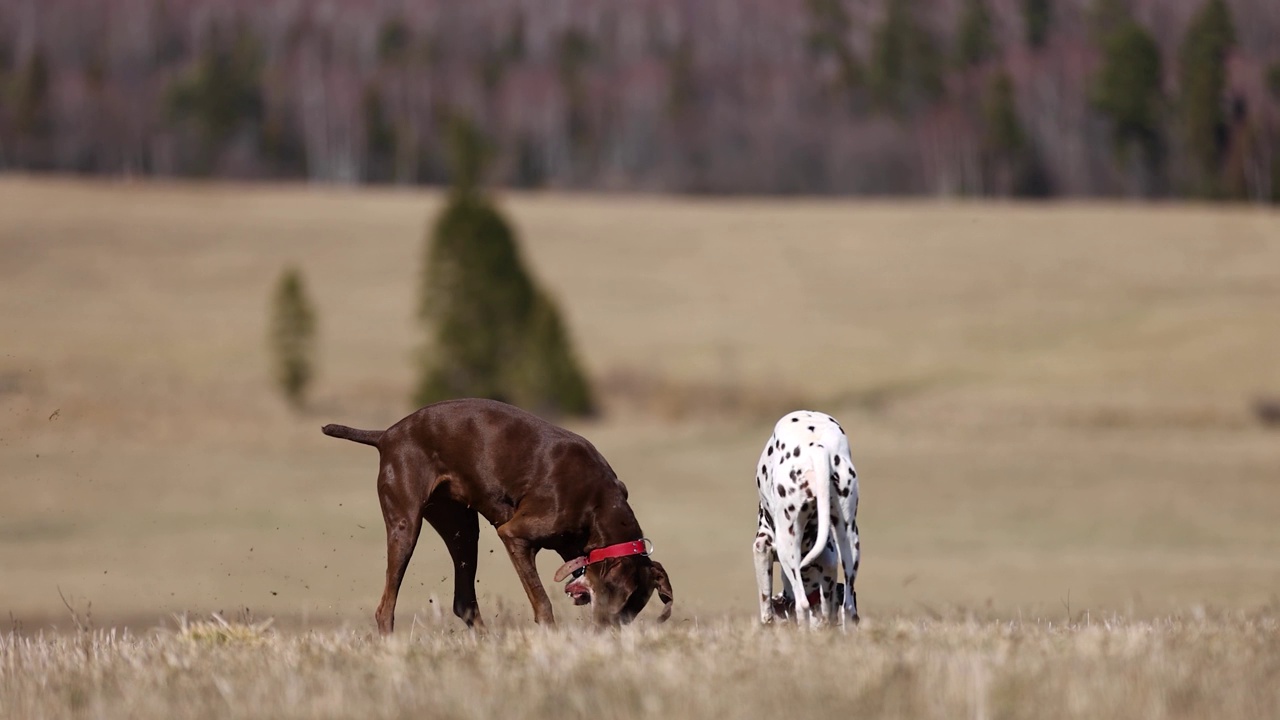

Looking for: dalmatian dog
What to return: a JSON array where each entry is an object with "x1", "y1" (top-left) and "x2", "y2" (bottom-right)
[{"x1": 753, "y1": 410, "x2": 860, "y2": 627}]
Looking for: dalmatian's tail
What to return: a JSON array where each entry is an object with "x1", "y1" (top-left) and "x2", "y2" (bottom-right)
[{"x1": 798, "y1": 443, "x2": 832, "y2": 570}]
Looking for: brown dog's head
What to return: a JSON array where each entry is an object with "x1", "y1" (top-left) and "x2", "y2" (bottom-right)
[{"x1": 558, "y1": 556, "x2": 673, "y2": 626}]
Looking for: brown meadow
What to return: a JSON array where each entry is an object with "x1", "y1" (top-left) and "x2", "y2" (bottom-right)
[{"x1": 1, "y1": 178, "x2": 1279, "y2": 717}]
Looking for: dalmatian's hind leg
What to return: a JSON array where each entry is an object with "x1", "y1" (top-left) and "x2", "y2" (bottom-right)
[{"x1": 753, "y1": 509, "x2": 776, "y2": 625}]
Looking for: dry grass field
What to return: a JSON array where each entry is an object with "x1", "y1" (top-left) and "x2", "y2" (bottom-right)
[
  {"x1": 2, "y1": 177, "x2": 1279, "y2": 717},
  {"x1": 4, "y1": 612, "x2": 1279, "y2": 720}
]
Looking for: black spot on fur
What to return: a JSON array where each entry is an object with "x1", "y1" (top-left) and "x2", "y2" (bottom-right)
[
  {"x1": 767, "y1": 446, "x2": 773, "y2": 456},
  {"x1": 791, "y1": 417, "x2": 799, "y2": 422},
  {"x1": 808, "y1": 425, "x2": 814, "y2": 431},
  {"x1": 777, "y1": 485, "x2": 787, "y2": 497},
  {"x1": 833, "y1": 456, "x2": 840, "y2": 466},
  {"x1": 850, "y1": 470, "x2": 857, "y2": 479}
]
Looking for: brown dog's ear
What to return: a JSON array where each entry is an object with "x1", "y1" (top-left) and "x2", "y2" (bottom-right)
[
  {"x1": 650, "y1": 561, "x2": 674, "y2": 622},
  {"x1": 554, "y1": 556, "x2": 588, "y2": 583}
]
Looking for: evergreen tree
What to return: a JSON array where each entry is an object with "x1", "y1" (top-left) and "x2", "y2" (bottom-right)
[
  {"x1": 870, "y1": 0, "x2": 943, "y2": 115},
  {"x1": 1091, "y1": 20, "x2": 1164, "y2": 180},
  {"x1": 415, "y1": 117, "x2": 594, "y2": 415},
  {"x1": 363, "y1": 83, "x2": 397, "y2": 182},
  {"x1": 666, "y1": 38, "x2": 697, "y2": 121},
  {"x1": 165, "y1": 23, "x2": 264, "y2": 162},
  {"x1": 1177, "y1": 0, "x2": 1236, "y2": 196},
  {"x1": 376, "y1": 18, "x2": 411, "y2": 65},
  {"x1": 1022, "y1": 0, "x2": 1053, "y2": 49},
  {"x1": 806, "y1": 0, "x2": 863, "y2": 101},
  {"x1": 260, "y1": 111, "x2": 309, "y2": 177},
  {"x1": 956, "y1": 0, "x2": 996, "y2": 68},
  {"x1": 0, "y1": 35, "x2": 12, "y2": 75},
  {"x1": 1088, "y1": 0, "x2": 1131, "y2": 44},
  {"x1": 13, "y1": 48, "x2": 51, "y2": 140},
  {"x1": 509, "y1": 289, "x2": 595, "y2": 415},
  {"x1": 980, "y1": 73, "x2": 1052, "y2": 197},
  {"x1": 984, "y1": 75, "x2": 1023, "y2": 152},
  {"x1": 268, "y1": 267, "x2": 318, "y2": 409},
  {"x1": 557, "y1": 29, "x2": 594, "y2": 152},
  {"x1": 513, "y1": 134, "x2": 547, "y2": 189}
]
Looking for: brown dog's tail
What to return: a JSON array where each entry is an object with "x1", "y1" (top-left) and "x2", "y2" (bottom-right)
[{"x1": 321, "y1": 424, "x2": 383, "y2": 448}]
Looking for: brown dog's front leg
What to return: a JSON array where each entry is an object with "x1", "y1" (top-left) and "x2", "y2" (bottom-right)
[{"x1": 497, "y1": 521, "x2": 555, "y2": 625}]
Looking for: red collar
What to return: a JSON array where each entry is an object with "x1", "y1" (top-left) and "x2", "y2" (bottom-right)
[
  {"x1": 553, "y1": 538, "x2": 653, "y2": 582},
  {"x1": 587, "y1": 539, "x2": 650, "y2": 564}
]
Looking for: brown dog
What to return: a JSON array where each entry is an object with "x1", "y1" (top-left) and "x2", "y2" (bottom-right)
[{"x1": 322, "y1": 398, "x2": 673, "y2": 633}]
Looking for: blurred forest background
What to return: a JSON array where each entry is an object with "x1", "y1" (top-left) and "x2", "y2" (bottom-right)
[{"x1": 2, "y1": 0, "x2": 1279, "y2": 200}]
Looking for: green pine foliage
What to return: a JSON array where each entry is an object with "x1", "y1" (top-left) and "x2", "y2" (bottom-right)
[
  {"x1": 1022, "y1": 0, "x2": 1053, "y2": 49},
  {"x1": 509, "y1": 290, "x2": 595, "y2": 416},
  {"x1": 806, "y1": 0, "x2": 863, "y2": 102},
  {"x1": 1088, "y1": 0, "x2": 1132, "y2": 45},
  {"x1": 268, "y1": 267, "x2": 318, "y2": 409},
  {"x1": 956, "y1": 0, "x2": 997, "y2": 68},
  {"x1": 165, "y1": 23, "x2": 264, "y2": 159},
  {"x1": 417, "y1": 190, "x2": 535, "y2": 403},
  {"x1": 984, "y1": 73, "x2": 1024, "y2": 157},
  {"x1": 981, "y1": 72, "x2": 1051, "y2": 197},
  {"x1": 1177, "y1": 0, "x2": 1236, "y2": 196},
  {"x1": 666, "y1": 38, "x2": 698, "y2": 121},
  {"x1": 363, "y1": 83, "x2": 397, "y2": 181},
  {"x1": 415, "y1": 117, "x2": 594, "y2": 416},
  {"x1": 557, "y1": 29, "x2": 594, "y2": 150},
  {"x1": 1091, "y1": 20, "x2": 1164, "y2": 163},
  {"x1": 376, "y1": 18, "x2": 412, "y2": 65},
  {"x1": 13, "y1": 48, "x2": 52, "y2": 139},
  {"x1": 870, "y1": 0, "x2": 944, "y2": 115}
]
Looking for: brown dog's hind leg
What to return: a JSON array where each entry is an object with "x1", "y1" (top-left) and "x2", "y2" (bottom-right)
[
  {"x1": 374, "y1": 464, "x2": 425, "y2": 636},
  {"x1": 424, "y1": 498, "x2": 485, "y2": 630}
]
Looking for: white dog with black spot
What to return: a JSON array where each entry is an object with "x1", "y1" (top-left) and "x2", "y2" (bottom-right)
[{"x1": 753, "y1": 410, "x2": 860, "y2": 626}]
